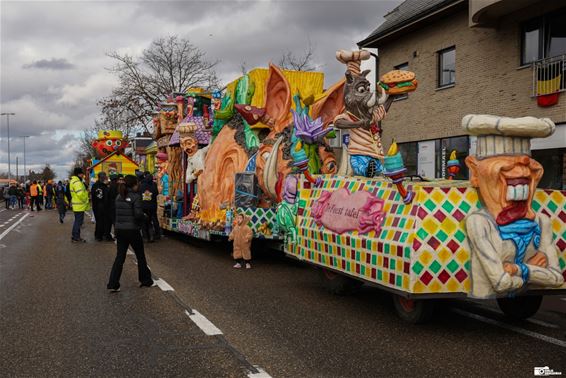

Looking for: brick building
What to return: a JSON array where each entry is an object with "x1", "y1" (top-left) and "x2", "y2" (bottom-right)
[{"x1": 359, "y1": 0, "x2": 566, "y2": 189}]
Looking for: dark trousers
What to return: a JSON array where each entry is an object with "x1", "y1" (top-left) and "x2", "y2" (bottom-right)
[
  {"x1": 107, "y1": 229, "x2": 152, "y2": 289},
  {"x1": 31, "y1": 196, "x2": 42, "y2": 211},
  {"x1": 59, "y1": 209, "x2": 66, "y2": 222},
  {"x1": 45, "y1": 196, "x2": 53, "y2": 209},
  {"x1": 142, "y1": 208, "x2": 161, "y2": 241},
  {"x1": 72, "y1": 211, "x2": 84, "y2": 240},
  {"x1": 93, "y1": 208, "x2": 112, "y2": 240},
  {"x1": 18, "y1": 197, "x2": 24, "y2": 209}
]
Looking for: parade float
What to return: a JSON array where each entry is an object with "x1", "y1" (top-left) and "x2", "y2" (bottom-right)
[
  {"x1": 156, "y1": 51, "x2": 566, "y2": 323},
  {"x1": 89, "y1": 130, "x2": 139, "y2": 180}
]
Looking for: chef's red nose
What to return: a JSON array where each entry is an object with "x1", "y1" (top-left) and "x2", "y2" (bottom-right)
[{"x1": 516, "y1": 155, "x2": 530, "y2": 165}]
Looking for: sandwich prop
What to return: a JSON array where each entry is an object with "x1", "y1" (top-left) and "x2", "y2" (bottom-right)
[{"x1": 378, "y1": 70, "x2": 418, "y2": 95}]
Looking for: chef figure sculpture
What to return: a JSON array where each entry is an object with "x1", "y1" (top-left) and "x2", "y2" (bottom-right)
[{"x1": 464, "y1": 114, "x2": 564, "y2": 298}]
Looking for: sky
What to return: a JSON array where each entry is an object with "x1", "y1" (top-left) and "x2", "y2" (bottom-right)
[{"x1": 0, "y1": 0, "x2": 401, "y2": 179}]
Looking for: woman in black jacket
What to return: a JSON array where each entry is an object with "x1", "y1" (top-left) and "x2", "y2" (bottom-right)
[{"x1": 107, "y1": 175, "x2": 153, "y2": 292}]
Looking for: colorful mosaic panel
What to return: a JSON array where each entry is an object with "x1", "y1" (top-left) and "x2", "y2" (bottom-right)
[
  {"x1": 237, "y1": 207, "x2": 280, "y2": 239},
  {"x1": 285, "y1": 175, "x2": 566, "y2": 296},
  {"x1": 410, "y1": 185, "x2": 479, "y2": 294},
  {"x1": 287, "y1": 175, "x2": 414, "y2": 292}
]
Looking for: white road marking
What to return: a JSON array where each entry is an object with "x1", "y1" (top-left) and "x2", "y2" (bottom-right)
[
  {"x1": 248, "y1": 367, "x2": 272, "y2": 378},
  {"x1": 527, "y1": 318, "x2": 560, "y2": 329},
  {"x1": 452, "y1": 308, "x2": 566, "y2": 348},
  {"x1": 185, "y1": 310, "x2": 223, "y2": 335},
  {"x1": 0, "y1": 213, "x2": 29, "y2": 241},
  {"x1": 154, "y1": 278, "x2": 174, "y2": 291}
]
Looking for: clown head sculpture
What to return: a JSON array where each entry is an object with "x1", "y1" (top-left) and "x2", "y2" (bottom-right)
[
  {"x1": 91, "y1": 130, "x2": 128, "y2": 158},
  {"x1": 463, "y1": 115, "x2": 564, "y2": 298}
]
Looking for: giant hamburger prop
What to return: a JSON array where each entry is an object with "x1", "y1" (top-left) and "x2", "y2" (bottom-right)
[{"x1": 378, "y1": 70, "x2": 418, "y2": 95}]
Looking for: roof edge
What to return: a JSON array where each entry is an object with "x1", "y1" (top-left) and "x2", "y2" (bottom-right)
[{"x1": 358, "y1": 0, "x2": 466, "y2": 47}]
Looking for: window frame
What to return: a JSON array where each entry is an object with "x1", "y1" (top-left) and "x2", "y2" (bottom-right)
[
  {"x1": 437, "y1": 46, "x2": 456, "y2": 88},
  {"x1": 520, "y1": 17, "x2": 544, "y2": 65},
  {"x1": 520, "y1": 8, "x2": 566, "y2": 65}
]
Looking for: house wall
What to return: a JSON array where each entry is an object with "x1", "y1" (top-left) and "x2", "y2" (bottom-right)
[{"x1": 377, "y1": 5, "x2": 566, "y2": 146}]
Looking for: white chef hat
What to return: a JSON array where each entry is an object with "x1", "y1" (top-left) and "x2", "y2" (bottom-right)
[{"x1": 462, "y1": 114, "x2": 555, "y2": 159}]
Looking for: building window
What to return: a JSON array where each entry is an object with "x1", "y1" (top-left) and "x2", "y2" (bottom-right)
[
  {"x1": 393, "y1": 62, "x2": 409, "y2": 100},
  {"x1": 532, "y1": 148, "x2": 566, "y2": 190},
  {"x1": 438, "y1": 47, "x2": 456, "y2": 88},
  {"x1": 434, "y1": 136, "x2": 469, "y2": 179},
  {"x1": 521, "y1": 8, "x2": 566, "y2": 65},
  {"x1": 398, "y1": 141, "x2": 417, "y2": 176}
]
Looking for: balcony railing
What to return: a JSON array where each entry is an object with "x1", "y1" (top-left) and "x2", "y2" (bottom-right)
[{"x1": 532, "y1": 55, "x2": 566, "y2": 97}]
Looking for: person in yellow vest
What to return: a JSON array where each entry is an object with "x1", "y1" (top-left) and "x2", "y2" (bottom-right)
[
  {"x1": 70, "y1": 167, "x2": 90, "y2": 243},
  {"x1": 37, "y1": 181, "x2": 44, "y2": 208}
]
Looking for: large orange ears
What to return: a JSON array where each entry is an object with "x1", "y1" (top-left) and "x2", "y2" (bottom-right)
[
  {"x1": 310, "y1": 78, "x2": 345, "y2": 128},
  {"x1": 264, "y1": 63, "x2": 292, "y2": 132},
  {"x1": 465, "y1": 156, "x2": 479, "y2": 187}
]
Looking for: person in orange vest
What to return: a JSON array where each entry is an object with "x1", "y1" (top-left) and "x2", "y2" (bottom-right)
[{"x1": 29, "y1": 181, "x2": 42, "y2": 211}]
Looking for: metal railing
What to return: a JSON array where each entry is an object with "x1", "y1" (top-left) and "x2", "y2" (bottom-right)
[{"x1": 532, "y1": 55, "x2": 566, "y2": 97}]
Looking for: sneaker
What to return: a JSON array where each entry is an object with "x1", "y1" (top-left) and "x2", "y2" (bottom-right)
[
  {"x1": 71, "y1": 238, "x2": 86, "y2": 243},
  {"x1": 139, "y1": 281, "x2": 155, "y2": 288},
  {"x1": 105, "y1": 237, "x2": 115, "y2": 242},
  {"x1": 108, "y1": 287, "x2": 120, "y2": 293},
  {"x1": 233, "y1": 263, "x2": 242, "y2": 269},
  {"x1": 245, "y1": 263, "x2": 252, "y2": 269}
]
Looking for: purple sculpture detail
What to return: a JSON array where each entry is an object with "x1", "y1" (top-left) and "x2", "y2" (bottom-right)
[{"x1": 293, "y1": 111, "x2": 333, "y2": 144}]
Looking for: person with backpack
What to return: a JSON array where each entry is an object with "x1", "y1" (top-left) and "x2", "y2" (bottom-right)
[
  {"x1": 91, "y1": 172, "x2": 113, "y2": 241},
  {"x1": 16, "y1": 184, "x2": 25, "y2": 209},
  {"x1": 107, "y1": 175, "x2": 153, "y2": 292},
  {"x1": 139, "y1": 173, "x2": 160, "y2": 242},
  {"x1": 55, "y1": 181, "x2": 68, "y2": 223}
]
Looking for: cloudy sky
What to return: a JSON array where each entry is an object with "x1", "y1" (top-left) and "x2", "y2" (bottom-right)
[{"x1": 0, "y1": 0, "x2": 400, "y2": 179}]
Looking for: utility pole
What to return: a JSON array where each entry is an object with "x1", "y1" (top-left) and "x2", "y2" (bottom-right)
[
  {"x1": 16, "y1": 156, "x2": 19, "y2": 181},
  {"x1": 19, "y1": 136, "x2": 30, "y2": 183},
  {"x1": 1, "y1": 113, "x2": 16, "y2": 181}
]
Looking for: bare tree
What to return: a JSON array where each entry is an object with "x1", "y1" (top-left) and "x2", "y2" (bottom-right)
[
  {"x1": 101, "y1": 36, "x2": 220, "y2": 133},
  {"x1": 278, "y1": 41, "x2": 317, "y2": 71}
]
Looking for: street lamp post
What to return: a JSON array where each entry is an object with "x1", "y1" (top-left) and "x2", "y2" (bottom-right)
[
  {"x1": 20, "y1": 136, "x2": 30, "y2": 183},
  {"x1": 1, "y1": 112, "x2": 16, "y2": 182}
]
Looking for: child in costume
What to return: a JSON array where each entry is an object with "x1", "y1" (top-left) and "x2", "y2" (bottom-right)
[{"x1": 228, "y1": 213, "x2": 253, "y2": 269}]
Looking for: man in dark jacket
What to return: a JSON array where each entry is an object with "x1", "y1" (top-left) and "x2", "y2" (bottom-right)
[
  {"x1": 139, "y1": 173, "x2": 160, "y2": 242},
  {"x1": 91, "y1": 172, "x2": 113, "y2": 241},
  {"x1": 8, "y1": 183, "x2": 18, "y2": 209}
]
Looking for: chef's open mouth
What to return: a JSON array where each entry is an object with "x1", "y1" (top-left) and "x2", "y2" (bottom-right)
[
  {"x1": 505, "y1": 177, "x2": 531, "y2": 201},
  {"x1": 496, "y1": 178, "x2": 532, "y2": 225}
]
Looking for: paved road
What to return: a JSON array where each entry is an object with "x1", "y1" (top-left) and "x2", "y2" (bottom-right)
[{"x1": 1, "y1": 208, "x2": 565, "y2": 377}]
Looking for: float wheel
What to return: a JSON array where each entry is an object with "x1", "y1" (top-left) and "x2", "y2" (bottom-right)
[
  {"x1": 319, "y1": 268, "x2": 363, "y2": 295},
  {"x1": 392, "y1": 294, "x2": 435, "y2": 324},
  {"x1": 496, "y1": 295, "x2": 542, "y2": 320}
]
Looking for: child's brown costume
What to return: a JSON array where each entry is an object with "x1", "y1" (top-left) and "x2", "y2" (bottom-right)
[{"x1": 229, "y1": 215, "x2": 253, "y2": 261}]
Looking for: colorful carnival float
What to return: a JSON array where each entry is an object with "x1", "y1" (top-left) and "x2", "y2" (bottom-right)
[{"x1": 155, "y1": 50, "x2": 566, "y2": 323}]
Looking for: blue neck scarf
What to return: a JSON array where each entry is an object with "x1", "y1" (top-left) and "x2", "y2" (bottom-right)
[{"x1": 498, "y1": 219, "x2": 541, "y2": 283}]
